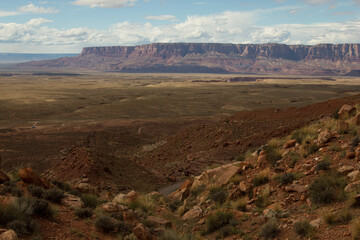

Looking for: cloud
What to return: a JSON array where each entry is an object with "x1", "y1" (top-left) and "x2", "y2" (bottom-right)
[
  {"x1": 71, "y1": 0, "x2": 138, "y2": 8},
  {"x1": 19, "y1": 3, "x2": 59, "y2": 13},
  {"x1": 289, "y1": 9, "x2": 301, "y2": 15},
  {"x1": 1, "y1": 8, "x2": 360, "y2": 53},
  {"x1": 145, "y1": 15, "x2": 178, "y2": 21},
  {"x1": 301, "y1": 0, "x2": 336, "y2": 5},
  {"x1": 0, "y1": 11, "x2": 18, "y2": 17},
  {"x1": 194, "y1": 2, "x2": 207, "y2": 5}
]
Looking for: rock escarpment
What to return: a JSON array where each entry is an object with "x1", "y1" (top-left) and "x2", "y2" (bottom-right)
[{"x1": 20, "y1": 43, "x2": 360, "y2": 75}]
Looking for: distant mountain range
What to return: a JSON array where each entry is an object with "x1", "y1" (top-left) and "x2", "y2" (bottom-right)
[
  {"x1": 0, "y1": 53, "x2": 78, "y2": 64},
  {"x1": 18, "y1": 43, "x2": 360, "y2": 75}
]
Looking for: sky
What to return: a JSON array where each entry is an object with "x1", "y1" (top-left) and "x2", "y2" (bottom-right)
[{"x1": 0, "y1": 0, "x2": 360, "y2": 53}]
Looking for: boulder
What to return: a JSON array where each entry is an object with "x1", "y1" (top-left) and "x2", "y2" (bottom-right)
[
  {"x1": 0, "y1": 170, "x2": 10, "y2": 184},
  {"x1": 18, "y1": 168, "x2": 43, "y2": 187},
  {"x1": 113, "y1": 191, "x2": 139, "y2": 204},
  {"x1": 133, "y1": 223, "x2": 152, "y2": 240},
  {"x1": 61, "y1": 193, "x2": 83, "y2": 208},
  {"x1": 239, "y1": 181, "x2": 251, "y2": 193},
  {"x1": 0, "y1": 230, "x2": 18, "y2": 240},
  {"x1": 101, "y1": 202, "x2": 127, "y2": 213},
  {"x1": 182, "y1": 207, "x2": 202, "y2": 220},
  {"x1": 347, "y1": 152, "x2": 356, "y2": 159},
  {"x1": 338, "y1": 104, "x2": 356, "y2": 120},
  {"x1": 345, "y1": 180, "x2": 360, "y2": 192},
  {"x1": 356, "y1": 112, "x2": 360, "y2": 126},
  {"x1": 348, "y1": 170, "x2": 360, "y2": 181},
  {"x1": 310, "y1": 218, "x2": 322, "y2": 229},
  {"x1": 338, "y1": 165, "x2": 355, "y2": 175},
  {"x1": 257, "y1": 151, "x2": 267, "y2": 169},
  {"x1": 317, "y1": 130, "x2": 332, "y2": 145},
  {"x1": 168, "y1": 179, "x2": 193, "y2": 201},
  {"x1": 285, "y1": 184, "x2": 306, "y2": 193},
  {"x1": 337, "y1": 120, "x2": 349, "y2": 133},
  {"x1": 146, "y1": 216, "x2": 172, "y2": 228},
  {"x1": 283, "y1": 139, "x2": 296, "y2": 149},
  {"x1": 73, "y1": 182, "x2": 96, "y2": 194}
]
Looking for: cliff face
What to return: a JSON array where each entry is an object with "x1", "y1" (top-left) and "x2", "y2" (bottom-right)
[{"x1": 20, "y1": 43, "x2": 360, "y2": 75}]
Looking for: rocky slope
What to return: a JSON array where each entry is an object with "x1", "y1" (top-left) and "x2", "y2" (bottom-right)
[
  {"x1": 3, "y1": 103, "x2": 360, "y2": 239},
  {"x1": 19, "y1": 43, "x2": 360, "y2": 75}
]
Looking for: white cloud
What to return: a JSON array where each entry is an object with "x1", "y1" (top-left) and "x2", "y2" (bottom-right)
[
  {"x1": 19, "y1": 3, "x2": 59, "y2": 14},
  {"x1": 289, "y1": 9, "x2": 301, "y2": 15},
  {"x1": 146, "y1": 15, "x2": 178, "y2": 21},
  {"x1": 72, "y1": 0, "x2": 138, "y2": 8},
  {"x1": 302, "y1": 0, "x2": 336, "y2": 5},
  {"x1": 1, "y1": 9, "x2": 360, "y2": 53},
  {"x1": 0, "y1": 11, "x2": 18, "y2": 17}
]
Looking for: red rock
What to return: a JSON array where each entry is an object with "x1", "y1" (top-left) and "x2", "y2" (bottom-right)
[
  {"x1": 338, "y1": 104, "x2": 356, "y2": 119},
  {"x1": 346, "y1": 152, "x2": 356, "y2": 159},
  {"x1": 285, "y1": 184, "x2": 306, "y2": 193},
  {"x1": 168, "y1": 179, "x2": 193, "y2": 201},
  {"x1": 356, "y1": 112, "x2": 360, "y2": 126},
  {"x1": 18, "y1": 168, "x2": 43, "y2": 187},
  {"x1": 0, "y1": 229, "x2": 18, "y2": 240},
  {"x1": 283, "y1": 139, "x2": 296, "y2": 149},
  {"x1": 133, "y1": 223, "x2": 152, "y2": 240},
  {"x1": 337, "y1": 120, "x2": 349, "y2": 133},
  {"x1": 317, "y1": 130, "x2": 332, "y2": 145}
]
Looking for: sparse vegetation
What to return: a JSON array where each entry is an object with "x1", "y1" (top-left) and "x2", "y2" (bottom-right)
[
  {"x1": 75, "y1": 208, "x2": 93, "y2": 219},
  {"x1": 45, "y1": 188, "x2": 64, "y2": 203},
  {"x1": 255, "y1": 186, "x2": 271, "y2": 209},
  {"x1": 293, "y1": 220, "x2": 314, "y2": 238},
  {"x1": 323, "y1": 209, "x2": 352, "y2": 225},
  {"x1": 253, "y1": 170, "x2": 269, "y2": 187},
  {"x1": 204, "y1": 211, "x2": 234, "y2": 234},
  {"x1": 27, "y1": 185, "x2": 45, "y2": 198},
  {"x1": 289, "y1": 151, "x2": 301, "y2": 167},
  {"x1": 209, "y1": 187, "x2": 227, "y2": 205},
  {"x1": 316, "y1": 156, "x2": 331, "y2": 171},
  {"x1": 352, "y1": 218, "x2": 360, "y2": 240},
  {"x1": 259, "y1": 220, "x2": 279, "y2": 239},
  {"x1": 263, "y1": 145, "x2": 283, "y2": 166},
  {"x1": 309, "y1": 173, "x2": 347, "y2": 205},
  {"x1": 279, "y1": 173, "x2": 295, "y2": 185},
  {"x1": 80, "y1": 194, "x2": 98, "y2": 209},
  {"x1": 231, "y1": 197, "x2": 248, "y2": 212},
  {"x1": 95, "y1": 215, "x2": 117, "y2": 233}
]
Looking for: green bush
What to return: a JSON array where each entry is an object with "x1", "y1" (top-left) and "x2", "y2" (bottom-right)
[
  {"x1": 159, "y1": 229, "x2": 181, "y2": 240},
  {"x1": 316, "y1": 159, "x2": 331, "y2": 171},
  {"x1": 209, "y1": 187, "x2": 227, "y2": 205},
  {"x1": 95, "y1": 215, "x2": 117, "y2": 233},
  {"x1": 279, "y1": 173, "x2": 295, "y2": 185},
  {"x1": 45, "y1": 188, "x2": 64, "y2": 203},
  {"x1": 7, "y1": 220, "x2": 29, "y2": 237},
  {"x1": 253, "y1": 174, "x2": 269, "y2": 187},
  {"x1": 52, "y1": 180, "x2": 72, "y2": 192},
  {"x1": 309, "y1": 174, "x2": 347, "y2": 205},
  {"x1": 80, "y1": 194, "x2": 98, "y2": 209},
  {"x1": 32, "y1": 199, "x2": 55, "y2": 218},
  {"x1": 0, "y1": 182, "x2": 23, "y2": 197},
  {"x1": 205, "y1": 211, "x2": 234, "y2": 234},
  {"x1": 27, "y1": 185, "x2": 44, "y2": 198},
  {"x1": 259, "y1": 220, "x2": 279, "y2": 239},
  {"x1": 75, "y1": 208, "x2": 93, "y2": 219},
  {"x1": 293, "y1": 221, "x2": 313, "y2": 238},
  {"x1": 263, "y1": 145, "x2": 282, "y2": 166}
]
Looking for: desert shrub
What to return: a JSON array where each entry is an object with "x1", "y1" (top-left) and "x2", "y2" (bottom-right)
[
  {"x1": 352, "y1": 218, "x2": 360, "y2": 239},
  {"x1": 316, "y1": 157, "x2": 331, "y2": 171},
  {"x1": 190, "y1": 184, "x2": 206, "y2": 197},
  {"x1": 45, "y1": 188, "x2": 64, "y2": 203},
  {"x1": 205, "y1": 211, "x2": 234, "y2": 234},
  {"x1": 352, "y1": 136, "x2": 360, "y2": 148},
  {"x1": 329, "y1": 143, "x2": 342, "y2": 152},
  {"x1": 80, "y1": 194, "x2": 98, "y2": 209},
  {"x1": 124, "y1": 234, "x2": 137, "y2": 240},
  {"x1": 332, "y1": 108, "x2": 340, "y2": 119},
  {"x1": 291, "y1": 125, "x2": 318, "y2": 145},
  {"x1": 305, "y1": 143, "x2": 319, "y2": 156},
  {"x1": 7, "y1": 219, "x2": 29, "y2": 237},
  {"x1": 217, "y1": 225, "x2": 238, "y2": 239},
  {"x1": 95, "y1": 215, "x2": 117, "y2": 233},
  {"x1": 75, "y1": 208, "x2": 93, "y2": 219},
  {"x1": 279, "y1": 173, "x2": 295, "y2": 185},
  {"x1": 109, "y1": 212, "x2": 124, "y2": 221},
  {"x1": 235, "y1": 154, "x2": 245, "y2": 162},
  {"x1": 293, "y1": 220, "x2": 313, "y2": 237},
  {"x1": 27, "y1": 185, "x2": 44, "y2": 198},
  {"x1": 323, "y1": 209, "x2": 352, "y2": 225},
  {"x1": 230, "y1": 174, "x2": 242, "y2": 185},
  {"x1": 68, "y1": 189, "x2": 81, "y2": 197},
  {"x1": 51, "y1": 180, "x2": 72, "y2": 192},
  {"x1": 259, "y1": 220, "x2": 279, "y2": 240},
  {"x1": 253, "y1": 172, "x2": 269, "y2": 187},
  {"x1": 209, "y1": 187, "x2": 227, "y2": 205},
  {"x1": 309, "y1": 173, "x2": 347, "y2": 205},
  {"x1": 0, "y1": 182, "x2": 23, "y2": 197},
  {"x1": 159, "y1": 229, "x2": 181, "y2": 240},
  {"x1": 263, "y1": 145, "x2": 282, "y2": 166},
  {"x1": 231, "y1": 197, "x2": 248, "y2": 212},
  {"x1": 255, "y1": 186, "x2": 271, "y2": 209},
  {"x1": 168, "y1": 199, "x2": 181, "y2": 212},
  {"x1": 289, "y1": 152, "x2": 300, "y2": 167},
  {"x1": 32, "y1": 199, "x2": 55, "y2": 218}
]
